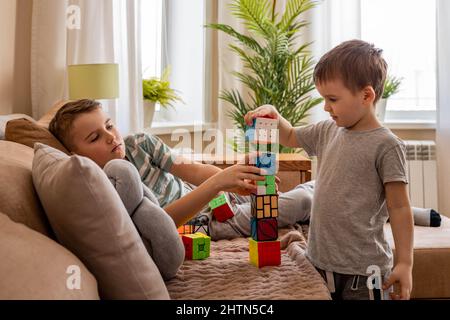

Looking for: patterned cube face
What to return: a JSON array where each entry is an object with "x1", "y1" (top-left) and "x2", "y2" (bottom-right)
[
  {"x1": 182, "y1": 233, "x2": 211, "y2": 260},
  {"x1": 209, "y1": 194, "x2": 228, "y2": 209},
  {"x1": 256, "y1": 152, "x2": 277, "y2": 175},
  {"x1": 249, "y1": 238, "x2": 281, "y2": 267},
  {"x1": 178, "y1": 224, "x2": 194, "y2": 235},
  {"x1": 212, "y1": 203, "x2": 234, "y2": 222},
  {"x1": 245, "y1": 118, "x2": 278, "y2": 144},
  {"x1": 251, "y1": 217, "x2": 278, "y2": 241},
  {"x1": 251, "y1": 194, "x2": 278, "y2": 219},
  {"x1": 254, "y1": 117, "x2": 278, "y2": 144},
  {"x1": 209, "y1": 194, "x2": 234, "y2": 222},
  {"x1": 255, "y1": 175, "x2": 276, "y2": 195}
]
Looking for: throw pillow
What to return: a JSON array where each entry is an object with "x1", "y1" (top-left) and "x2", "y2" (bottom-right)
[
  {"x1": 31, "y1": 143, "x2": 170, "y2": 299},
  {"x1": 5, "y1": 118, "x2": 69, "y2": 154}
]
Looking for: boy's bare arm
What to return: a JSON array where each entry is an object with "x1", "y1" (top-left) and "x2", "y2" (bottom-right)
[
  {"x1": 163, "y1": 177, "x2": 221, "y2": 227},
  {"x1": 384, "y1": 181, "x2": 414, "y2": 299},
  {"x1": 170, "y1": 156, "x2": 222, "y2": 186}
]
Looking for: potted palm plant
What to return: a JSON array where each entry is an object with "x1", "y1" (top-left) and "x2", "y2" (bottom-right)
[
  {"x1": 142, "y1": 68, "x2": 183, "y2": 127},
  {"x1": 207, "y1": 0, "x2": 322, "y2": 152},
  {"x1": 376, "y1": 75, "x2": 402, "y2": 123}
]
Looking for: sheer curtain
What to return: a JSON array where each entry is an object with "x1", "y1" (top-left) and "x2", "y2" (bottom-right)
[
  {"x1": 31, "y1": 0, "x2": 142, "y2": 134},
  {"x1": 436, "y1": 0, "x2": 450, "y2": 216}
]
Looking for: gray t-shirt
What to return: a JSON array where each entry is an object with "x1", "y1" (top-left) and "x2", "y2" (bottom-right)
[{"x1": 295, "y1": 120, "x2": 408, "y2": 276}]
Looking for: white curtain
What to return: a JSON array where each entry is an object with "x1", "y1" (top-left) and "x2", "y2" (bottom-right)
[
  {"x1": 436, "y1": 0, "x2": 450, "y2": 216},
  {"x1": 31, "y1": 0, "x2": 142, "y2": 134},
  {"x1": 307, "y1": 0, "x2": 361, "y2": 123}
]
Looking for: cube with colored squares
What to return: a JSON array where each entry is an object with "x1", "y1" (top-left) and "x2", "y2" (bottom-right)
[
  {"x1": 251, "y1": 194, "x2": 278, "y2": 219},
  {"x1": 251, "y1": 217, "x2": 278, "y2": 241},
  {"x1": 178, "y1": 224, "x2": 194, "y2": 235},
  {"x1": 256, "y1": 175, "x2": 277, "y2": 195},
  {"x1": 245, "y1": 117, "x2": 278, "y2": 144},
  {"x1": 249, "y1": 238, "x2": 281, "y2": 267},
  {"x1": 209, "y1": 194, "x2": 234, "y2": 222},
  {"x1": 182, "y1": 232, "x2": 211, "y2": 260},
  {"x1": 256, "y1": 152, "x2": 277, "y2": 175}
]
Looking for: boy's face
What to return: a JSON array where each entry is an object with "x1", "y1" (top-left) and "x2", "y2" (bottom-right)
[
  {"x1": 70, "y1": 108, "x2": 126, "y2": 168},
  {"x1": 316, "y1": 78, "x2": 374, "y2": 129}
]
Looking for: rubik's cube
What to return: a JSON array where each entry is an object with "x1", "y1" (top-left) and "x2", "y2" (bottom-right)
[
  {"x1": 182, "y1": 232, "x2": 211, "y2": 260},
  {"x1": 209, "y1": 194, "x2": 234, "y2": 222},
  {"x1": 249, "y1": 238, "x2": 281, "y2": 267},
  {"x1": 178, "y1": 224, "x2": 195, "y2": 235},
  {"x1": 255, "y1": 175, "x2": 277, "y2": 195},
  {"x1": 245, "y1": 116, "x2": 281, "y2": 268},
  {"x1": 251, "y1": 194, "x2": 279, "y2": 219},
  {"x1": 177, "y1": 215, "x2": 210, "y2": 236},
  {"x1": 245, "y1": 117, "x2": 278, "y2": 144}
]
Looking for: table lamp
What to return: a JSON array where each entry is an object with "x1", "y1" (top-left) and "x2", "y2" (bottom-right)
[{"x1": 67, "y1": 63, "x2": 119, "y2": 99}]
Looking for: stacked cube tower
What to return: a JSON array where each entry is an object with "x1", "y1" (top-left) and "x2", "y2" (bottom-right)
[{"x1": 246, "y1": 117, "x2": 281, "y2": 268}]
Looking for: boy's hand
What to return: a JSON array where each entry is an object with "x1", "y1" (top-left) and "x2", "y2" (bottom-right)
[
  {"x1": 244, "y1": 104, "x2": 280, "y2": 126},
  {"x1": 382, "y1": 262, "x2": 413, "y2": 300},
  {"x1": 211, "y1": 154, "x2": 266, "y2": 194}
]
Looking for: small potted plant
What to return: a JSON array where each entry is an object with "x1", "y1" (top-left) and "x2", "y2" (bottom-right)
[
  {"x1": 142, "y1": 68, "x2": 183, "y2": 127},
  {"x1": 376, "y1": 75, "x2": 402, "y2": 122}
]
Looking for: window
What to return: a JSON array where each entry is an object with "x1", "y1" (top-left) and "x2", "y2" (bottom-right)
[
  {"x1": 361, "y1": 0, "x2": 436, "y2": 123},
  {"x1": 141, "y1": 0, "x2": 206, "y2": 126}
]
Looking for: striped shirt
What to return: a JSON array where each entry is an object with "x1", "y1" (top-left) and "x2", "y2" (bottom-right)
[{"x1": 124, "y1": 133, "x2": 185, "y2": 207}]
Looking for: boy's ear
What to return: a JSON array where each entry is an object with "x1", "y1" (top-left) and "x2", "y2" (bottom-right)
[{"x1": 362, "y1": 86, "x2": 376, "y2": 104}]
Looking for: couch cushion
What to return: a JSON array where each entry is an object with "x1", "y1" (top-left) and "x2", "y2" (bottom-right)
[
  {"x1": 31, "y1": 143, "x2": 170, "y2": 299},
  {"x1": 5, "y1": 118, "x2": 69, "y2": 154},
  {"x1": 37, "y1": 100, "x2": 67, "y2": 128},
  {"x1": 385, "y1": 216, "x2": 450, "y2": 299},
  {"x1": 0, "y1": 141, "x2": 54, "y2": 237},
  {"x1": 0, "y1": 212, "x2": 99, "y2": 299}
]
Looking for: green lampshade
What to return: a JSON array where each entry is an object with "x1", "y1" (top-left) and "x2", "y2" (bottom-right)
[{"x1": 68, "y1": 63, "x2": 119, "y2": 99}]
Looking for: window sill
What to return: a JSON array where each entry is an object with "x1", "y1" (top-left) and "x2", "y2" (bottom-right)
[
  {"x1": 383, "y1": 120, "x2": 436, "y2": 130},
  {"x1": 144, "y1": 122, "x2": 217, "y2": 135}
]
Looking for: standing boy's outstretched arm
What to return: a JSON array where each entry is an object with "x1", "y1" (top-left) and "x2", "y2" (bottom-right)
[
  {"x1": 244, "y1": 104, "x2": 300, "y2": 148},
  {"x1": 383, "y1": 181, "x2": 414, "y2": 300}
]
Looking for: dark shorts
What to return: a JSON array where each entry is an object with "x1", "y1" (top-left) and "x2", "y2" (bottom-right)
[{"x1": 315, "y1": 267, "x2": 393, "y2": 300}]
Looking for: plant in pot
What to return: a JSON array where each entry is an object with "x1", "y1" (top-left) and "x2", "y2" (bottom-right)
[
  {"x1": 376, "y1": 75, "x2": 402, "y2": 123},
  {"x1": 207, "y1": 0, "x2": 323, "y2": 153},
  {"x1": 142, "y1": 68, "x2": 183, "y2": 127}
]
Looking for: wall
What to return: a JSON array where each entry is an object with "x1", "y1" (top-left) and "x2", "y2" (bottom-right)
[{"x1": 0, "y1": 0, "x2": 32, "y2": 116}]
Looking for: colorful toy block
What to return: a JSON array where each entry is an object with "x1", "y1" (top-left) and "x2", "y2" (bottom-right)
[
  {"x1": 209, "y1": 194, "x2": 234, "y2": 222},
  {"x1": 178, "y1": 215, "x2": 210, "y2": 236},
  {"x1": 245, "y1": 117, "x2": 278, "y2": 144},
  {"x1": 251, "y1": 194, "x2": 278, "y2": 219},
  {"x1": 249, "y1": 238, "x2": 281, "y2": 267},
  {"x1": 251, "y1": 217, "x2": 278, "y2": 241},
  {"x1": 256, "y1": 152, "x2": 277, "y2": 175},
  {"x1": 255, "y1": 175, "x2": 277, "y2": 195},
  {"x1": 178, "y1": 224, "x2": 195, "y2": 235},
  {"x1": 182, "y1": 232, "x2": 211, "y2": 260}
]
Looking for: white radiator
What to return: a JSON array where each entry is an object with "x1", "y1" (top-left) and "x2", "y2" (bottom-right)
[
  {"x1": 405, "y1": 140, "x2": 439, "y2": 210},
  {"x1": 309, "y1": 140, "x2": 439, "y2": 210}
]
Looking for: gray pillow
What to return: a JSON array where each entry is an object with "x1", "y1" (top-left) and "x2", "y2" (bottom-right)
[{"x1": 31, "y1": 143, "x2": 170, "y2": 299}]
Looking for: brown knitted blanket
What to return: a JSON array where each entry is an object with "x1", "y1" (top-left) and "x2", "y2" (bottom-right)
[{"x1": 166, "y1": 224, "x2": 330, "y2": 300}]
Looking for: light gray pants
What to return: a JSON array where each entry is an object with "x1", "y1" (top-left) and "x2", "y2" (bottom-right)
[
  {"x1": 104, "y1": 160, "x2": 185, "y2": 280},
  {"x1": 199, "y1": 181, "x2": 315, "y2": 240}
]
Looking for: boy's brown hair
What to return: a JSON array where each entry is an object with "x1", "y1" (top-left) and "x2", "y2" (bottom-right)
[
  {"x1": 49, "y1": 99, "x2": 101, "y2": 150},
  {"x1": 314, "y1": 39, "x2": 387, "y2": 104}
]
